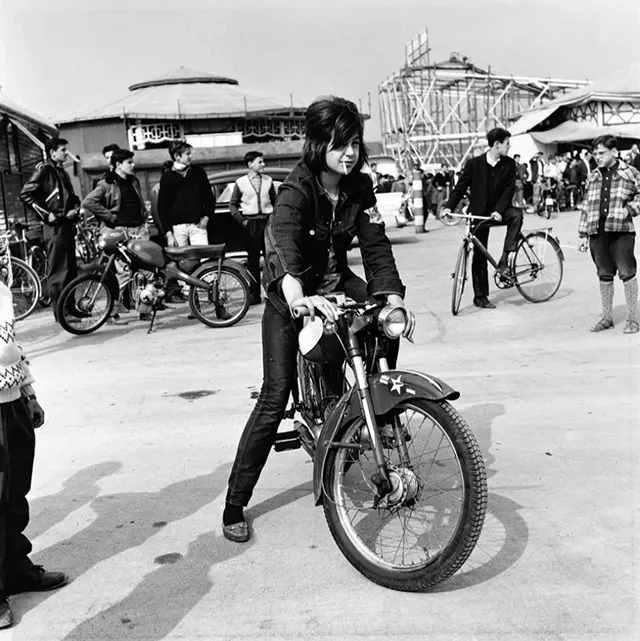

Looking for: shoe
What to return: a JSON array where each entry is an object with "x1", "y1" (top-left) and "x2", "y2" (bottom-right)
[
  {"x1": 473, "y1": 297, "x2": 496, "y2": 309},
  {"x1": 222, "y1": 521, "x2": 250, "y2": 543},
  {"x1": 623, "y1": 319, "x2": 639, "y2": 334},
  {"x1": 5, "y1": 565, "x2": 68, "y2": 595},
  {"x1": 590, "y1": 317, "x2": 614, "y2": 332},
  {"x1": 154, "y1": 303, "x2": 169, "y2": 311},
  {"x1": 139, "y1": 313, "x2": 152, "y2": 321},
  {"x1": 215, "y1": 305, "x2": 232, "y2": 320},
  {"x1": 187, "y1": 313, "x2": 197, "y2": 320},
  {"x1": 0, "y1": 599, "x2": 13, "y2": 629}
]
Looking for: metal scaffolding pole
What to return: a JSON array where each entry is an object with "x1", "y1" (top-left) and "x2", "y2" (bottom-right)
[{"x1": 378, "y1": 28, "x2": 589, "y2": 172}]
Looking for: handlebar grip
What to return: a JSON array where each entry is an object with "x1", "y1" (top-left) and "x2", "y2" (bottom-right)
[{"x1": 291, "y1": 306, "x2": 309, "y2": 319}]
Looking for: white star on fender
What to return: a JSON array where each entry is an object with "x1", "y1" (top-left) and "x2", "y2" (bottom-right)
[{"x1": 389, "y1": 376, "x2": 404, "y2": 394}]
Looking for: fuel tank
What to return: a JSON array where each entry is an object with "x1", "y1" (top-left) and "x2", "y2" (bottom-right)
[{"x1": 126, "y1": 239, "x2": 166, "y2": 268}]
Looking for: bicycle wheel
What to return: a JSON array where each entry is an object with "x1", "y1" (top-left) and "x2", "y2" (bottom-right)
[
  {"x1": 323, "y1": 398, "x2": 488, "y2": 592},
  {"x1": 188, "y1": 265, "x2": 250, "y2": 328},
  {"x1": 451, "y1": 240, "x2": 470, "y2": 316},
  {"x1": 514, "y1": 233, "x2": 563, "y2": 303},
  {"x1": 57, "y1": 274, "x2": 115, "y2": 335},
  {"x1": 28, "y1": 246, "x2": 51, "y2": 306},
  {"x1": 10, "y1": 258, "x2": 41, "y2": 321}
]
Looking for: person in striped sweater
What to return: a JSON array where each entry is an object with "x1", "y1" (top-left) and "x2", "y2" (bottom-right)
[{"x1": 0, "y1": 282, "x2": 67, "y2": 629}]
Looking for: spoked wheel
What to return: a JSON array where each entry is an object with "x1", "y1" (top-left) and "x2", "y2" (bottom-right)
[
  {"x1": 513, "y1": 233, "x2": 563, "y2": 303},
  {"x1": 57, "y1": 274, "x2": 115, "y2": 335},
  {"x1": 9, "y1": 258, "x2": 41, "y2": 321},
  {"x1": 323, "y1": 398, "x2": 488, "y2": 592},
  {"x1": 451, "y1": 240, "x2": 470, "y2": 316},
  {"x1": 188, "y1": 265, "x2": 250, "y2": 328},
  {"x1": 28, "y1": 246, "x2": 51, "y2": 307}
]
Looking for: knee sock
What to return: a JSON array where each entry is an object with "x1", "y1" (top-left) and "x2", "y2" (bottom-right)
[
  {"x1": 223, "y1": 503, "x2": 245, "y2": 526},
  {"x1": 623, "y1": 276, "x2": 638, "y2": 322},
  {"x1": 599, "y1": 280, "x2": 614, "y2": 320}
]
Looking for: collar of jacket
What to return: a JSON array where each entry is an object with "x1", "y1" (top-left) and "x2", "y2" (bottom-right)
[
  {"x1": 282, "y1": 161, "x2": 369, "y2": 201},
  {"x1": 592, "y1": 161, "x2": 630, "y2": 181}
]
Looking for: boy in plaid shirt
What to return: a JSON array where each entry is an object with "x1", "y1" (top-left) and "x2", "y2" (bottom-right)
[{"x1": 578, "y1": 135, "x2": 640, "y2": 334}]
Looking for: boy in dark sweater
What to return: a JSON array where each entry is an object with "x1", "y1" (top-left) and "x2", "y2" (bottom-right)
[{"x1": 157, "y1": 141, "x2": 215, "y2": 248}]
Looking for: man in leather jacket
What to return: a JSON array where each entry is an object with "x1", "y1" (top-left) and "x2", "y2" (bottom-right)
[{"x1": 20, "y1": 138, "x2": 82, "y2": 320}]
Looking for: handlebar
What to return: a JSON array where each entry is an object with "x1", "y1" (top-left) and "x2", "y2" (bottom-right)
[{"x1": 446, "y1": 212, "x2": 493, "y2": 221}]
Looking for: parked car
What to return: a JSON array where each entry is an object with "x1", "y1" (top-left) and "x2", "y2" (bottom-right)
[{"x1": 206, "y1": 167, "x2": 292, "y2": 256}]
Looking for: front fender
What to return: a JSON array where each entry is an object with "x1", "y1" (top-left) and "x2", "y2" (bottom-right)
[
  {"x1": 312, "y1": 369, "x2": 459, "y2": 505},
  {"x1": 222, "y1": 258, "x2": 254, "y2": 287}
]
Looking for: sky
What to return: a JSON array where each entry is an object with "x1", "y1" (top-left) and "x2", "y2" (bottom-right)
[{"x1": 1, "y1": 0, "x2": 639, "y2": 140}]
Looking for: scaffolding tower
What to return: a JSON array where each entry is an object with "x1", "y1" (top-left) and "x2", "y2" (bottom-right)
[{"x1": 379, "y1": 29, "x2": 589, "y2": 172}]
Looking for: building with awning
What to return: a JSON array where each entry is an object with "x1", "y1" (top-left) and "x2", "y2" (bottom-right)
[
  {"x1": 0, "y1": 90, "x2": 58, "y2": 230},
  {"x1": 57, "y1": 67, "x2": 309, "y2": 197},
  {"x1": 509, "y1": 62, "x2": 640, "y2": 158}
]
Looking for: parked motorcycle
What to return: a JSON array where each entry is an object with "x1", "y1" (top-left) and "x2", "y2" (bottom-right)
[
  {"x1": 273, "y1": 296, "x2": 488, "y2": 591},
  {"x1": 56, "y1": 229, "x2": 251, "y2": 335}
]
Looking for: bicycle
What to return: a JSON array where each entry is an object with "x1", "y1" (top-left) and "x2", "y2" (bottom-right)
[
  {"x1": 450, "y1": 213, "x2": 564, "y2": 316},
  {"x1": 0, "y1": 232, "x2": 42, "y2": 321},
  {"x1": 10, "y1": 222, "x2": 50, "y2": 307}
]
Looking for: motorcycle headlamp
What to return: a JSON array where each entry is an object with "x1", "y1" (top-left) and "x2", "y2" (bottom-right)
[
  {"x1": 377, "y1": 305, "x2": 408, "y2": 339},
  {"x1": 97, "y1": 237, "x2": 107, "y2": 249}
]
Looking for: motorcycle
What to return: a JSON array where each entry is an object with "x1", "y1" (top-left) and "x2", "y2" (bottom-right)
[
  {"x1": 273, "y1": 296, "x2": 488, "y2": 591},
  {"x1": 56, "y1": 229, "x2": 252, "y2": 335}
]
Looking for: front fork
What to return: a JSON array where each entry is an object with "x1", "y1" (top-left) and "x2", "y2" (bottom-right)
[{"x1": 348, "y1": 334, "x2": 393, "y2": 498}]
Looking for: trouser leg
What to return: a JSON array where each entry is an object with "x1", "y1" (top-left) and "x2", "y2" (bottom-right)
[
  {"x1": 245, "y1": 219, "x2": 266, "y2": 301},
  {"x1": 0, "y1": 399, "x2": 36, "y2": 583},
  {"x1": 226, "y1": 301, "x2": 298, "y2": 507},
  {"x1": 501, "y1": 206, "x2": 524, "y2": 255},
  {"x1": 44, "y1": 222, "x2": 77, "y2": 317},
  {"x1": 472, "y1": 225, "x2": 490, "y2": 299}
]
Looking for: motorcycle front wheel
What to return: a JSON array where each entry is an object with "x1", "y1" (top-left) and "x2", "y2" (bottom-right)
[
  {"x1": 323, "y1": 398, "x2": 487, "y2": 591},
  {"x1": 57, "y1": 274, "x2": 115, "y2": 335}
]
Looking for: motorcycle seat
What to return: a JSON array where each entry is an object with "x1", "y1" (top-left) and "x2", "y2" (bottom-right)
[{"x1": 165, "y1": 244, "x2": 226, "y2": 261}]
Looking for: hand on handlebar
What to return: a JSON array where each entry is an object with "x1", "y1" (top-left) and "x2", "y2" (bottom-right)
[
  {"x1": 490, "y1": 211, "x2": 502, "y2": 223},
  {"x1": 440, "y1": 207, "x2": 452, "y2": 218},
  {"x1": 290, "y1": 295, "x2": 341, "y2": 322},
  {"x1": 166, "y1": 232, "x2": 179, "y2": 248}
]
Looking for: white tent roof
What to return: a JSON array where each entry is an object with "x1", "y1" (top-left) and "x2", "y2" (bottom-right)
[
  {"x1": 0, "y1": 90, "x2": 57, "y2": 133},
  {"x1": 56, "y1": 67, "x2": 307, "y2": 125},
  {"x1": 510, "y1": 62, "x2": 640, "y2": 138}
]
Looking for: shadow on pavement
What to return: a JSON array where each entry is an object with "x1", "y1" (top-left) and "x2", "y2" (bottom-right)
[
  {"x1": 11, "y1": 462, "x2": 234, "y2": 625},
  {"x1": 431, "y1": 401, "x2": 530, "y2": 591},
  {"x1": 28, "y1": 461, "x2": 123, "y2": 540},
  {"x1": 56, "y1": 481, "x2": 313, "y2": 641}
]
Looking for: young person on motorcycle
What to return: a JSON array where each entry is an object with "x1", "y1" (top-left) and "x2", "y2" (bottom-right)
[{"x1": 222, "y1": 96, "x2": 413, "y2": 543}]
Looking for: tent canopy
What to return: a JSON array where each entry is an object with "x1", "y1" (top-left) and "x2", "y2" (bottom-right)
[
  {"x1": 510, "y1": 62, "x2": 640, "y2": 138},
  {"x1": 530, "y1": 121, "x2": 640, "y2": 145},
  {"x1": 56, "y1": 67, "x2": 308, "y2": 125}
]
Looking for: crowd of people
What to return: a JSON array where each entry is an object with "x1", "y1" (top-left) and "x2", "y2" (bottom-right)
[{"x1": 1, "y1": 94, "x2": 639, "y2": 628}]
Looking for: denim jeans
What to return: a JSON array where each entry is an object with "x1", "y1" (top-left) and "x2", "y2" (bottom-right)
[
  {"x1": 226, "y1": 275, "x2": 397, "y2": 507},
  {"x1": 589, "y1": 231, "x2": 637, "y2": 282}
]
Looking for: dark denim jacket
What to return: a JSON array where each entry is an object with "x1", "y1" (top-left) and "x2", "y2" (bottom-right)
[{"x1": 264, "y1": 161, "x2": 405, "y2": 316}]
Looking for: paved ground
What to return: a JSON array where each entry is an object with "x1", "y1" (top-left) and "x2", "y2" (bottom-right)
[{"x1": 5, "y1": 210, "x2": 639, "y2": 641}]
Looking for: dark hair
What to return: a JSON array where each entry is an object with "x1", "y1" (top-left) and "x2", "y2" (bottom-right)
[
  {"x1": 168, "y1": 140, "x2": 192, "y2": 160},
  {"x1": 592, "y1": 135, "x2": 617, "y2": 151},
  {"x1": 45, "y1": 137, "x2": 67, "y2": 156},
  {"x1": 303, "y1": 96, "x2": 368, "y2": 174},
  {"x1": 161, "y1": 160, "x2": 173, "y2": 173},
  {"x1": 111, "y1": 148, "x2": 134, "y2": 165},
  {"x1": 514, "y1": 154, "x2": 521, "y2": 160},
  {"x1": 102, "y1": 143, "x2": 121, "y2": 156},
  {"x1": 244, "y1": 151, "x2": 264, "y2": 166},
  {"x1": 486, "y1": 127, "x2": 511, "y2": 147}
]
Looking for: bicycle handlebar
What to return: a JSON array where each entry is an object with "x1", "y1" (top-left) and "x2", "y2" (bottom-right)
[{"x1": 447, "y1": 212, "x2": 493, "y2": 221}]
